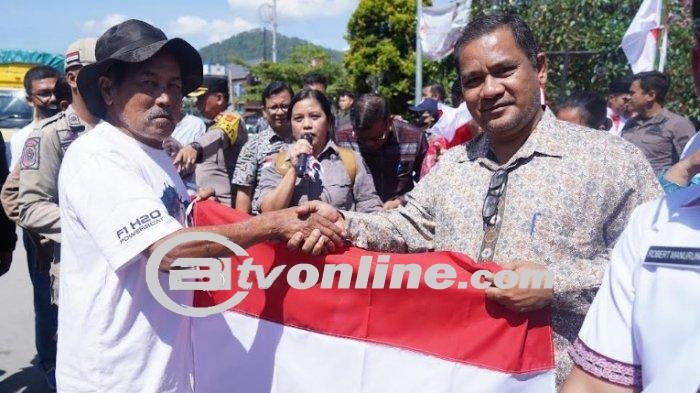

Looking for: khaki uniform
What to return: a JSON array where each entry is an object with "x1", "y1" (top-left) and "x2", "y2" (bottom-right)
[
  {"x1": 194, "y1": 107, "x2": 247, "y2": 207},
  {"x1": 17, "y1": 106, "x2": 92, "y2": 302}
]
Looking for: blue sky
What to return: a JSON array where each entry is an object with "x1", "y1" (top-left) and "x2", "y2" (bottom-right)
[{"x1": 0, "y1": 0, "x2": 456, "y2": 56}]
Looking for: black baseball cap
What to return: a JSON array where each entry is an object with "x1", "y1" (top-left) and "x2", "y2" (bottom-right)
[{"x1": 188, "y1": 75, "x2": 228, "y2": 98}]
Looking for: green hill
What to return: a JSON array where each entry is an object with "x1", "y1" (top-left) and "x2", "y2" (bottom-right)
[{"x1": 198, "y1": 29, "x2": 344, "y2": 64}]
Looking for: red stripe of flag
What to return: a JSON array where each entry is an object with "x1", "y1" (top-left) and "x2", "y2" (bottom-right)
[{"x1": 192, "y1": 200, "x2": 554, "y2": 374}]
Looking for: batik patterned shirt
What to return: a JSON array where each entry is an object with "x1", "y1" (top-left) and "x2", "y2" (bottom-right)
[{"x1": 341, "y1": 109, "x2": 663, "y2": 383}]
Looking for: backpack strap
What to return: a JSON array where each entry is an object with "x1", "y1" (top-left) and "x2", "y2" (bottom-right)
[
  {"x1": 337, "y1": 147, "x2": 357, "y2": 185},
  {"x1": 274, "y1": 149, "x2": 293, "y2": 175}
]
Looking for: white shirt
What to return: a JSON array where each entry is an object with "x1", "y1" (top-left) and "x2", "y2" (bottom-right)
[
  {"x1": 9, "y1": 120, "x2": 36, "y2": 169},
  {"x1": 606, "y1": 107, "x2": 627, "y2": 137},
  {"x1": 171, "y1": 114, "x2": 206, "y2": 146},
  {"x1": 570, "y1": 185, "x2": 700, "y2": 392},
  {"x1": 57, "y1": 121, "x2": 194, "y2": 392}
]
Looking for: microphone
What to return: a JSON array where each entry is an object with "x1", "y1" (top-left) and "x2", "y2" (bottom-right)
[{"x1": 296, "y1": 133, "x2": 314, "y2": 178}]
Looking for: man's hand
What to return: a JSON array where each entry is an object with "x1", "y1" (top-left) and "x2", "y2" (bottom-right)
[
  {"x1": 484, "y1": 260, "x2": 553, "y2": 313},
  {"x1": 297, "y1": 201, "x2": 345, "y2": 230},
  {"x1": 194, "y1": 187, "x2": 216, "y2": 202},
  {"x1": 383, "y1": 198, "x2": 403, "y2": 210},
  {"x1": 270, "y1": 205, "x2": 346, "y2": 256},
  {"x1": 173, "y1": 145, "x2": 198, "y2": 174},
  {"x1": 664, "y1": 149, "x2": 700, "y2": 187},
  {"x1": 0, "y1": 251, "x2": 12, "y2": 277}
]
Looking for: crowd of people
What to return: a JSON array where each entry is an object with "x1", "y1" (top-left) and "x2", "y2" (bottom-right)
[{"x1": 0, "y1": 5, "x2": 698, "y2": 393}]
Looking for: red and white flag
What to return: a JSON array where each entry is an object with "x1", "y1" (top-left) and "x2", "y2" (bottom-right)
[
  {"x1": 429, "y1": 102, "x2": 474, "y2": 148},
  {"x1": 420, "y1": 103, "x2": 474, "y2": 177},
  {"x1": 621, "y1": 0, "x2": 667, "y2": 73},
  {"x1": 419, "y1": 0, "x2": 471, "y2": 60},
  {"x1": 190, "y1": 201, "x2": 555, "y2": 393}
]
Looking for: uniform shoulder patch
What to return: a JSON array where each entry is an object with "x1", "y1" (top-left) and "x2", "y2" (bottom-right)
[
  {"x1": 20, "y1": 137, "x2": 40, "y2": 170},
  {"x1": 213, "y1": 112, "x2": 241, "y2": 143},
  {"x1": 67, "y1": 113, "x2": 83, "y2": 128}
]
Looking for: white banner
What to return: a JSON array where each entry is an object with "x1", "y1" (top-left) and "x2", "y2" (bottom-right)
[{"x1": 419, "y1": 0, "x2": 471, "y2": 61}]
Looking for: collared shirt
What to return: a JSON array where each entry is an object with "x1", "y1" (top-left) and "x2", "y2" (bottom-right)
[
  {"x1": 231, "y1": 126, "x2": 294, "y2": 213},
  {"x1": 335, "y1": 118, "x2": 428, "y2": 202},
  {"x1": 621, "y1": 108, "x2": 696, "y2": 173},
  {"x1": 569, "y1": 184, "x2": 700, "y2": 392},
  {"x1": 341, "y1": 109, "x2": 662, "y2": 383},
  {"x1": 193, "y1": 109, "x2": 248, "y2": 207},
  {"x1": 257, "y1": 139, "x2": 383, "y2": 213}
]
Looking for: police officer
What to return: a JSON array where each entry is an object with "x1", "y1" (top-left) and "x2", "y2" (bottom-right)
[
  {"x1": 173, "y1": 75, "x2": 247, "y2": 206},
  {"x1": 2, "y1": 38, "x2": 97, "y2": 391},
  {"x1": 17, "y1": 38, "x2": 98, "y2": 302}
]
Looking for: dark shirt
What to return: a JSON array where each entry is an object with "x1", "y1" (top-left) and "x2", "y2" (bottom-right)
[
  {"x1": 0, "y1": 132, "x2": 17, "y2": 252},
  {"x1": 621, "y1": 108, "x2": 696, "y2": 173},
  {"x1": 335, "y1": 118, "x2": 428, "y2": 202}
]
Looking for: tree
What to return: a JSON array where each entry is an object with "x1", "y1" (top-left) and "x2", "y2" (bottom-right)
[
  {"x1": 346, "y1": 0, "x2": 433, "y2": 113},
  {"x1": 468, "y1": 0, "x2": 697, "y2": 119},
  {"x1": 346, "y1": 0, "x2": 697, "y2": 121}
]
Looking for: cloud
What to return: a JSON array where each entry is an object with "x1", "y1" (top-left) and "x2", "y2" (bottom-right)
[
  {"x1": 168, "y1": 15, "x2": 257, "y2": 43},
  {"x1": 227, "y1": 0, "x2": 358, "y2": 21},
  {"x1": 81, "y1": 13, "x2": 128, "y2": 34},
  {"x1": 169, "y1": 16, "x2": 209, "y2": 36}
]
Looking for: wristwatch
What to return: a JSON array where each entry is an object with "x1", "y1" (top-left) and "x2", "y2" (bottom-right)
[{"x1": 189, "y1": 142, "x2": 204, "y2": 163}]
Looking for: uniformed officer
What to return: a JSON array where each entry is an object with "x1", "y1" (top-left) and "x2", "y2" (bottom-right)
[
  {"x1": 17, "y1": 37, "x2": 98, "y2": 303},
  {"x1": 561, "y1": 4, "x2": 700, "y2": 392},
  {"x1": 173, "y1": 75, "x2": 247, "y2": 206},
  {"x1": 257, "y1": 89, "x2": 383, "y2": 214}
]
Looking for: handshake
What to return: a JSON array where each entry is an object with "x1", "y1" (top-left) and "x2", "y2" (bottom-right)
[{"x1": 270, "y1": 201, "x2": 347, "y2": 256}]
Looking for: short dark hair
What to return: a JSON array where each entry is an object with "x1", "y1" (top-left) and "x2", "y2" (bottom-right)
[
  {"x1": 557, "y1": 91, "x2": 607, "y2": 129},
  {"x1": 288, "y1": 88, "x2": 335, "y2": 132},
  {"x1": 454, "y1": 12, "x2": 539, "y2": 71},
  {"x1": 24, "y1": 65, "x2": 60, "y2": 95},
  {"x1": 633, "y1": 71, "x2": 670, "y2": 104},
  {"x1": 350, "y1": 93, "x2": 390, "y2": 134},
  {"x1": 262, "y1": 81, "x2": 294, "y2": 107},
  {"x1": 450, "y1": 78, "x2": 463, "y2": 107},
  {"x1": 53, "y1": 77, "x2": 72, "y2": 105},
  {"x1": 608, "y1": 76, "x2": 632, "y2": 95},
  {"x1": 302, "y1": 73, "x2": 328, "y2": 88},
  {"x1": 424, "y1": 83, "x2": 446, "y2": 102},
  {"x1": 338, "y1": 90, "x2": 355, "y2": 100}
]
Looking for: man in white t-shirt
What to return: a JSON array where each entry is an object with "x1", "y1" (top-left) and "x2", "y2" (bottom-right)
[
  {"x1": 59, "y1": 19, "x2": 344, "y2": 393},
  {"x1": 171, "y1": 113, "x2": 206, "y2": 145}
]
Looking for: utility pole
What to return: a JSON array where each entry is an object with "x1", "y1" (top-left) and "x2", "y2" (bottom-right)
[
  {"x1": 272, "y1": 0, "x2": 278, "y2": 63},
  {"x1": 414, "y1": 0, "x2": 423, "y2": 105}
]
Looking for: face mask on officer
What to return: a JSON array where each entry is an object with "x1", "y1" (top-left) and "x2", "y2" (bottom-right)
[{"x1": 28, "y1": 77, "x2": 60, "y2": 120}]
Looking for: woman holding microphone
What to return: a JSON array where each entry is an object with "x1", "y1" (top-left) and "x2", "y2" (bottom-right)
[{"x1": 257, "y1": 89, "x2": 382, "y2": 213}]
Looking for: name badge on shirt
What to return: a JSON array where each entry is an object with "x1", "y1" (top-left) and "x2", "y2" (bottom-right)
[{"x1": 644, "y1": 246, "x2": 700, "y2": 269}]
